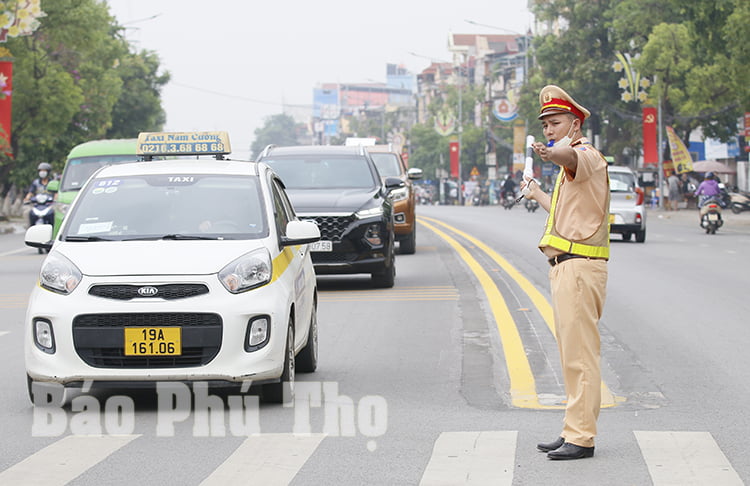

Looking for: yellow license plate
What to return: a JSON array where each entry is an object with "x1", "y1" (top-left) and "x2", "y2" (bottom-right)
[{"x1": 124, "y1": 327, "x2": 181, "y2": 356}]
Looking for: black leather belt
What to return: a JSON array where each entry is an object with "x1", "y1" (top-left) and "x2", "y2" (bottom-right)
[{"x1": 548, "y1": 253, "x2": 587, "y2": 267}]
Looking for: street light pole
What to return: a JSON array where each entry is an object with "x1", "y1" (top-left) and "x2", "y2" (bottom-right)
[{"x1": 457, "y1": 55, "x2": 463, "y2": 205}]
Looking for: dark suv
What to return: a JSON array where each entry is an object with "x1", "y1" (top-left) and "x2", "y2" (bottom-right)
[{"x1": 257, "y1": 145, "x2": 403, "y2": 287}]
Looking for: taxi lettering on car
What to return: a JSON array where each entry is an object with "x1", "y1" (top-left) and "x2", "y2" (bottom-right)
[{"x1": 24, "y1": 131, "x2": 321, "y2": 405}]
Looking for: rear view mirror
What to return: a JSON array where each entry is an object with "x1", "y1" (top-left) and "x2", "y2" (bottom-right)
[
  {"x1": 281, "y1": 220, "x2": 320, "y2": 246},
  {"x1": 46, "y1": 180, "x2": 59, "y2": 193}
]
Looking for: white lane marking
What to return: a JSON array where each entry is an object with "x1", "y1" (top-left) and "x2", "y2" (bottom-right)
[
  {"x1": 635, "y1": 431, "x2": 743, "y2": 485},
  {"x1": 200, "y1": 433, "x2": 325, "y2": 486},
  {"x1": 0, "y1": 247, "x2": 30, "y2": 257},
  {"x1": 420, "y1": 431, "x2": 516, "y2": 486},
  {"x1": 0, "y1": 331, "x2": 8, "y2": 337},
  {"x1": 0, "y1": 434, "x2": 139, "y2": 485}
]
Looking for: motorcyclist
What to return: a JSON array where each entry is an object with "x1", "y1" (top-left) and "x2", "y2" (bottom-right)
[
  {"x1": 24, "y1": 162, "x2": 53, "y2": 203},
  {"x1": 694, "y1": 172, "x2": 723, "y2": 208},
  {"x1": 501, "y1": 174, "x2": 517, "y2": 200},
  {"x1": 24, "y1": 162, "x2": 54, "y2": 226}
]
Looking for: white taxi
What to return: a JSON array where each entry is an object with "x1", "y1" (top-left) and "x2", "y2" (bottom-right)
[{"x1": 24, "y1": 131, "x2": 320, "y2": 404}]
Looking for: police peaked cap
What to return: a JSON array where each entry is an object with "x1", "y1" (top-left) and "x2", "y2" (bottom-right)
[{"x1": 538, "y1": 85, "x2": 591, "y2": 122}]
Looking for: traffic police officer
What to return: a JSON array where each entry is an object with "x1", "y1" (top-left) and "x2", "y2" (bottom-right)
[{"x1": 521, "y1": 85, "x2": 610, "y2": 460}]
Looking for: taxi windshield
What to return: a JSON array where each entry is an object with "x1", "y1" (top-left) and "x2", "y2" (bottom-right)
[
  {"x1": 61, "y1": 155, "x2": 139, "y2": 192},
  {"x1": 264, "y1": 155, "x2": 377, "y2": 189},
  {"x1": 368, "y1": 153, "x2": 402, "y2": 178},
  {"x1": 63, "y1": 174, "x2": 268, "y2": 240}
]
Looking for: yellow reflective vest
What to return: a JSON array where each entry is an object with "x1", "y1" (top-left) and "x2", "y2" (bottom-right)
[{"x1": 539, "y1": 152, "x2": 610, "y2": 259}]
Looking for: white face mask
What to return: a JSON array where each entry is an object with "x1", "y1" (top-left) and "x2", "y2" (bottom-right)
[
  {"x1": 551, "y1": 120, "x2": 578, "y2": 148},
  {"x1": 39, "y1": 171, "x2": 48, "y2": 178}
]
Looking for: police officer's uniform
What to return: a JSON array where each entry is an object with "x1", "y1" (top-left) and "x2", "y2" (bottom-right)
[{"x1": 537, "y1": 86, "x2": 610, "y2": 454}]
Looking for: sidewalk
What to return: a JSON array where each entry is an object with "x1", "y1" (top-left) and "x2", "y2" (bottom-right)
[
  {"x1": 647, "y1": 205, "x2": 750, "y2": 227},
  {"x1": 0, "y1": 216, "x2": 26, "y2": 235}
]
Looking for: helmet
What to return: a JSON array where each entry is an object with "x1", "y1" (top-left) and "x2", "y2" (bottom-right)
[
  {"x1": 37, "y1": 162, "x2": 52, "y2": 171},
  {"x1": 705, "y1": 171, "x2": 714, "y2": 179}
]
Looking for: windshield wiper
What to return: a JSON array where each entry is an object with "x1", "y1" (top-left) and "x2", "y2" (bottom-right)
[
  {"x1": 64, "y1": 235, "x2": 113, "y2": 242},
  {"x1": 161, "y1": 234, "x2": 221, "y2": 240}
]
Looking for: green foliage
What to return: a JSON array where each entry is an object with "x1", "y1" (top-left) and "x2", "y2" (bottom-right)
[
  {"x1": 250, "y1": 113, "x2": 301, "y2": 158},
  {"x1": 515, "y1": 0, "x2": 749, "y2": 164},
  {"x1": 408, "y1": 123, "x2": 449, "y2": 180},
  {"x1": 0, "y1": 0, "x2": 167, "y2": 192},
  {"x1": 106, "y1": 50, "x2": 169, "y2": 139}
]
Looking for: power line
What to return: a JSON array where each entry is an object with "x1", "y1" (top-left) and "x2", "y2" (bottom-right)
[{"x1": 169, "y1": 81, "x2": 313, "y2": 109}]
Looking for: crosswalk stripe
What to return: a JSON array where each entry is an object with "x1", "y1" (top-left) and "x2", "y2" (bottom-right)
[
  {"x1": 199, "y1": 433, "x2": 325, "y2": 486},
  {"x1": 420, "y1": 431, "x2": 516, "y2": 486},
  {"x1": 635, "y1": 431, "x2": 744, "y2": 485},
  {"x1": 0, "y1": 434, "x2": 139, "y2": 485}
]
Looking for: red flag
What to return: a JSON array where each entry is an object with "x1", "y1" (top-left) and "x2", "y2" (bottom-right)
[
  {"x1": 642, "y1": 107, "x2": 657, "y2": 165},
  {"x1": 449, "y1": 141, "x2": 459, "y2": 178},
  {"x1": 0, "y1": 57, "x2": 12, "y2": 156}
]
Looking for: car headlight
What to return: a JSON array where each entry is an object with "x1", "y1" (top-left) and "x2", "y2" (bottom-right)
[
  {"x1": 53, "y1": 201, "x2": 70, "y2": 218},
  {"x1": 39, "y1": 252, "x2": 82, "y2": 294},
  {"x1": 219, "y1": 248, "x2": 272, "y2": 293},
  {"x1": 355, "y1": 207, "x2": 384, "y2": 219},
  {"x1": 389, "y1": 187, "x2": 409, "y2": 202}
]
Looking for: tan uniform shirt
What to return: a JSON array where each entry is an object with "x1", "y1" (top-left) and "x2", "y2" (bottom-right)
[{"x1": 541, "y1": 137, "x2": 609, "y2": 259}]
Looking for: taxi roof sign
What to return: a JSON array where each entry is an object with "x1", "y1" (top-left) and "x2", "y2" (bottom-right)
[{"x1": 137, "y1": 131, "x2": 231, "y2": 159}]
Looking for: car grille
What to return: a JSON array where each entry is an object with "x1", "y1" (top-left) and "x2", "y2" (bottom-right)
[
  {"x1": 89, "y1": 284, "x2": 209, "y2": 300},
  {"x1": 303, "y1": 215, "x2": 354, "y2": 242},
  {"x1": 73, "y1": 313, "x2": 222, "y2": 368},
  {"x1": 312, "y1": 252, "x2": 359, "y2": 264}
]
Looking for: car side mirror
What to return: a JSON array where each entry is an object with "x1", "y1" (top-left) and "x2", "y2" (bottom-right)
[
  {"x1": 25, "y1": 224, "x2": 53, "y2": 251},
  {"x1": 281, "y1": 220, "x2": 320, "y2": 246},
  {"x1": 384, "y1": 176, "x2": 404, "y2": 191},
  {"x1": 46, "y1": 180, "x2": 59, "y2": 193}
]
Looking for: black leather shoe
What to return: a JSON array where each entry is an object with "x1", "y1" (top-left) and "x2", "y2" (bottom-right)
[
  {"x1": 536, "y1": 436, "x2": 565, "y2": 452},
  {"x1": 547, "y1": 442, "x2": 595, "y2": 460}
]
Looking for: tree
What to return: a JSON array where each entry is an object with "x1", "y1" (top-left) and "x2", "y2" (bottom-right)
[
  {"x1": 106, "y1": 49, "x2": 169, "y2": 139},
  {"x1": 635, "y1": 0, "x2": 749, "y2": 141},
  {"x1": 408, "y1": 123, "x2": 449, "y2": 181},
  {"x1": 0, "y1": 0, "x2": 167, "y2": 193},
  {"x1": 250, "y1": 113, "x2": 300, "y2": 158}
]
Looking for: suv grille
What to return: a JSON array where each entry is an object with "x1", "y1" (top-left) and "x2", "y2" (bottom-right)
[
  {"x1": 304, "y1": 215, "x2": 354, "y2": 242},
  {"x1": 89, "y1": 284, "x2": 209, "y2": 300},
  {"x1": 73, "y1": 313, "x2": 222, "y2": 368}
]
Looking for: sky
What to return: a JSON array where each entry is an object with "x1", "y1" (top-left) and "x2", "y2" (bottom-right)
[{"x1": 105, "y1": 1, "x2": 532, "y2": 159}]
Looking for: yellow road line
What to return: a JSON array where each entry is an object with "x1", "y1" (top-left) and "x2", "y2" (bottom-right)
[
  {"x1": 420, "y1": 215, "x2": 620, "y2": 408},
  {"x1": 419, "y1": 218, "x2": 546, "y2": 409}
]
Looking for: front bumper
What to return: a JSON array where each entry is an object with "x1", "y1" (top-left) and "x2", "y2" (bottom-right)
[
  {"x1": 25, "y1": 274, "x2": 292, "y2": 386},
  {"x1": 392, "y1": 198, "x2": 415, "y2": 237},
  {"x1": 304, "y1": 214, "x2": 393, "y2": 275}
]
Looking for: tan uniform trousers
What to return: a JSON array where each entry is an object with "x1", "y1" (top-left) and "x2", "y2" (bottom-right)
[{"x1": 549, "y1": 257, "x2": 608, "y2": 448}]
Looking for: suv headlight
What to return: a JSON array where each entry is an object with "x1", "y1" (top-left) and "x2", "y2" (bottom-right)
[
  {"x1": 39, "y1": 252, "x2": 82, "y2": 294},
  {"x1": 219, "y1": 248, "x2": 272, "y2": 293},
  {"x1": 355, "y1": 207, "x2": 383, "y2": 219},
  {"x1": 389, "y1": 187, "x2": 408, "y2": 202}
]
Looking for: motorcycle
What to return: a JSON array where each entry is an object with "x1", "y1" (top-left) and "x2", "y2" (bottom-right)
[
  {"x1": 729, "y1": 190, "x2": 750, "y2": 214},
  {"x1": 501, "y1": 192, "x2": 516, "y2": 210},
  {"x1": 524, "y1": 197, "x2": 539, "y2": 213},
  {"x1": 26, "y1": 193, "x2": 55, "y2": 253},
  {"x1": 698, "y1": 195, "x2": 723, "y2": 234}
]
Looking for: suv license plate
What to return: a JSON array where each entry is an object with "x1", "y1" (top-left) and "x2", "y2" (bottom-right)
[
  {"x1": 309, "y1": 240, "x2": 332, "y2": 252},
  {"x1": 124, "y1": 327, "x2": 181, "y2": 356}
]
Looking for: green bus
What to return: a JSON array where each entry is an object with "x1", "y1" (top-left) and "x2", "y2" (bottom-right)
[{"x1": 47, "y1": 138, "x2": 139, "y2": 236}]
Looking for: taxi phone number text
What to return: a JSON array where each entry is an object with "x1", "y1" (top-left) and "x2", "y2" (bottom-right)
[{"x1": 139, "y1": 142, "x2": 226, "y2": 154}]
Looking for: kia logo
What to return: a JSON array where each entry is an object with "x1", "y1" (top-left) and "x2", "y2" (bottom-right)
[{"x1": 137, "y1": 286, "x2": 159, "y2": 297}]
